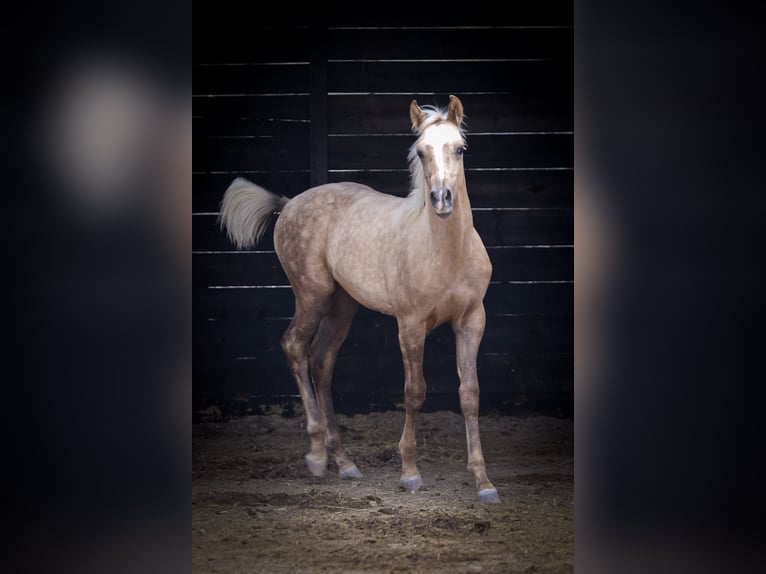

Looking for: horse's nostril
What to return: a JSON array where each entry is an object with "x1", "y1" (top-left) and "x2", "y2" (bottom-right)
[
  {"x1": 430, "y1": 191, "x2": 438, "y2": 203},
  {"x1": 445, "y1": 189, "x2": 452, "y2": 203}
]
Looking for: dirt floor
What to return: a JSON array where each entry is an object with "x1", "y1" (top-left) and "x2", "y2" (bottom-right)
[{"x1": 192, "y1": 408, "x2": 573, "y2": 573}]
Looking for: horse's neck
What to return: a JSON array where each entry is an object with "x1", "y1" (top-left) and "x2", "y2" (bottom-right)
[{"x1": 414, "y1": 175, "x2": 473, "y2": 261}]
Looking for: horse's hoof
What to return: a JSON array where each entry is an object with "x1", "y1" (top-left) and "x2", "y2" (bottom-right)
[
  {"x1": 339, "y1": 465, "x2": 363, "y2": 479},
  {"x1": 478, "y1": 488, "x2": 502, "y2": 504},
  {"x1": 400, "y1": 474, "x2": 424, "y2": 493},
  {"x1": 305, "y1": 454, "x2": 327, "y2": 477}
]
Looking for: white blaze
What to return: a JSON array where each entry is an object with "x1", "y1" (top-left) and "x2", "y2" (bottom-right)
[{"x1": 421, "y1": 122, "x2": 463, "y2": 187}]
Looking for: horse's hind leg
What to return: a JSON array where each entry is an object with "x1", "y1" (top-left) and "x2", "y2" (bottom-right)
[
  {"x1": 309, "y1": 286, "x2": 360, "y2": 478},
  {"x1": 282, "y1": 295, "x2": 333, "y2": 477}
]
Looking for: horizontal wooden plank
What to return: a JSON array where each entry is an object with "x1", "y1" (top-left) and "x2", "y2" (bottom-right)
[
  {"x1": 194, "y1": 286, "x2": 294, "y2": 320},
  {"x1": 327, "y1": 60, "x2": 572, "y2": 94},
  {"x1": 193, "y1": 25, "x2": 573, "y2": 79},
  {"x1": 193, "y1": 212, "x2": 276, "y2": 251},
  {"x1": 193, "y1": 117, "x2": 310, "y2": 138},
  {"x1": 326, "y1": 4, "x2": 572, "y2": 27},
  {"x1": 489, "y1": 248, "x2": 573, "y2": 281},
  {"x1": 196, "y1": 135, "x2": 571, "y2": 173},
  {"x1": 192, "y1": 245, "x2": 571, "y2": 288},
  {"x1": 326, "y1": 27, "x2": 572, "y2": 60},
  {"x1": 193, "y1": 252, "x2": 286, "y2": 287},
  {"x1": 328, "y1": 133, "x2": 572, "y2": 170},
  {"x1": 193, "y1": 3, "x2": 572, "y2": 32},
  {"x1": 193, "y1": 135, "x2": 310, "y2": 171},
  {"x1": 193, "y1": 63, "x2": 310, "y2": 94},
  {"x1": 192, "y1": 94, "x2": 309, "y2": 120},
  {"x1": 194, "y1": 312, "x2": 571, "y2": 358},
  {"x1": 193, "y1": 350, "x2": 573, "y2": 396},
  {"x1": 474, "y1": 209, "x2": 573, "y2": 246},
  {"x1": 195, "y1": 135, "x2": 570, "y2": 173},
  {"x1": 328, "y1": 93, "x2": 572, "y2": 134},
  {"x1": 326, "y1": 169, "x2": 572, "y2": 209},
  {"x1": 193, "y1": 305, "x2": 571, "y2": 346},
  {"x1": 484, "y1": 280, "x2": 572, "y2": 315},
  {"x1": 192, "y1": 209, "x2": 572, "y2": 251},
  {"x1": 194, "y1": 27, "x2": 313, "y2": 63},
  {"x1": 194, "y1": 281, "x2": 572, "y2": 320}
]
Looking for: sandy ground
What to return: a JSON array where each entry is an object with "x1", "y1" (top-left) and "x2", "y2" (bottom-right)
[{"x1": 192, "y1": 409, "x2": 573, "y2": 573}]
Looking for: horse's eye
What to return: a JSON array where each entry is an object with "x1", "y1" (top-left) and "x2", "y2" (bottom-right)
[
  {"x1": 457, "y1": 146, "x2": 467, "y2": 156},
  {"x1": 417, "y1": 150, "x2": 424, "y2": 159}
]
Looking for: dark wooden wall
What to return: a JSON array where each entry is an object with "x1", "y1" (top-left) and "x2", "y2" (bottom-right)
[{"x1": 193, "y1": 5, "x2": 573, "y2": 414}]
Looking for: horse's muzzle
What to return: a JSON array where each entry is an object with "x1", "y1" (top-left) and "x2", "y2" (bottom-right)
[{"x1": 429, "y1": 188, "x2": 453, "y2": 218}]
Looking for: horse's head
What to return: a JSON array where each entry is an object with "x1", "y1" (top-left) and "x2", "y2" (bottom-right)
[{"x1": 408, "y1": 95, "x2": 466, "y2": 219}]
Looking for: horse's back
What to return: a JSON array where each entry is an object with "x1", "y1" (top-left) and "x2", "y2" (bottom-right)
[
  {"x1": 277, "y1": 182, "x2": 387, "y2": 226},
  {"x1": 277, "y1": 180, "x2": 405, "y2": 233}
]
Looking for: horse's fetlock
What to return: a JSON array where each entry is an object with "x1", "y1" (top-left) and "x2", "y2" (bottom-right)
[
  {"x1": 405, "y1": 388, "x2": 426, "y2": 411},
  {"x1": 399, "y1": 440, "x2": 416, "y2": 460}
]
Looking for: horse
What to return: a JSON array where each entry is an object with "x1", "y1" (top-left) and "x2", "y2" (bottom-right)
[{"x1": 219, "y1": 95, "x2": 500, "y2": 503}]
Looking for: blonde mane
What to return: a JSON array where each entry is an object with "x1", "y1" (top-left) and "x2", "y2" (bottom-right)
[{"x1": 405, "y1": 106, "x2": 466, "y2": 216}]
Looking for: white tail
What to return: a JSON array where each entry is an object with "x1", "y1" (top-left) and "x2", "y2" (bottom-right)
[{"x1": 219, "y1": 178, "x2": 289, "y2": 249}]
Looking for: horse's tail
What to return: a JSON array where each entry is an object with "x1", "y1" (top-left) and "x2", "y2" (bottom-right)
[{"x1": 219, "y1": 177, "x2": 289, "y2": 249}]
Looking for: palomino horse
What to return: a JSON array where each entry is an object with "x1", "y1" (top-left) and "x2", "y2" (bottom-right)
[{"x1": 220, "y1": 96, "x2": 500, "y2": 503}]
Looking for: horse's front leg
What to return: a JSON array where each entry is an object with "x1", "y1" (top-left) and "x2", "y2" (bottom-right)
[
  {"x1": 397, "y1": 319, "x2": 427, "y2": 493},
  {"x1": 453, "y1": 304, "x2": 501, "y2": 503}
]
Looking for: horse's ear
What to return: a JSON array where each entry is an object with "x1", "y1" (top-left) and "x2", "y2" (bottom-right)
[
  {"x1": 410, "y1": 100, "x2": 426, "y2": 132},
  {"x1": 448, "y1": 95, "x2": 464, "y2": 126}
]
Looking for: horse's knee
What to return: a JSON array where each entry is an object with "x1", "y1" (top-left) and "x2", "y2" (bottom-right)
[{"x1": 405, "y1": 384, "x2": 426, "y2": 411}]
